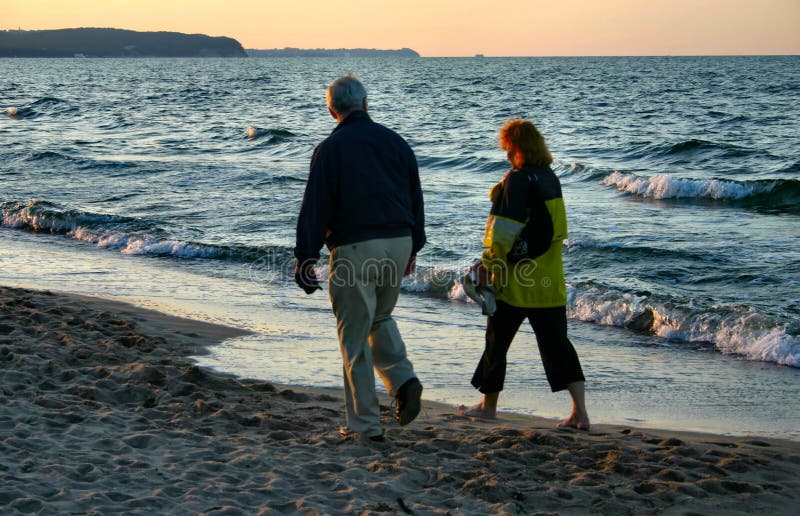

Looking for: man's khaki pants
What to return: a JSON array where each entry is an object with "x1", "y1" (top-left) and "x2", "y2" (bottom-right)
[{"x1": 328, "y1": 236, "x2": 417, "y2": 437}]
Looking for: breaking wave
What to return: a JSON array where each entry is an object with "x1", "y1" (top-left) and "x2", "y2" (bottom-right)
[
  {"x1": 602, "y1": 172, "x2": 800, "y2": 212},
  {"x1": 565, "y1": 282, "x2": 799, "y2": 368},
  {"x1": 0, "y1": 199, "x2": 289, "y2": 263}
]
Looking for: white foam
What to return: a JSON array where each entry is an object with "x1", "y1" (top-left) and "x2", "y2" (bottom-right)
[
  {"x1": 401, "y1": 266, "x2": 454, "y2": 294},
  {"x1": 68, "y1": 226, "x2": 223, "y2": 259},
  {"x1": 722, "y1": 326, "x2": 800, "y2": 368},
  {"x1": 647, "y1": 307, "x2": 800, "y2": 367},
  {"x1": 69, "y1": 226, "x2": 121, "y2": 247},
  {"x1": 602, "y1": 171, "x2": 770, "y2": 200},
  {"x1": 567, "y1": 284, "x2": 646, "y2": 327}
]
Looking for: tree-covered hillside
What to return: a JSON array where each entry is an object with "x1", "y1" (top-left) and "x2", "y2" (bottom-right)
[{"x1": 0, "y1": 28, "x2": 246, "y2": 57}]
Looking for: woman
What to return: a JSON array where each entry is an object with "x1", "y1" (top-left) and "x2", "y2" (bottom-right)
[{"x1": 458, "y1": 118, "x2": 590, "y2": 430}]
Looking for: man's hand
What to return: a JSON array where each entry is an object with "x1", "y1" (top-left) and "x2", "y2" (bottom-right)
[
  {"x1": 404, "y1": 254, "x2": 416, "y2": 277},
  {"x1": 294, "y1": 259, "x2": 322, "y2": 294}
]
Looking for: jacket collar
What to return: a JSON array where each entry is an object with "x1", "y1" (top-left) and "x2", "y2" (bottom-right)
[{"x1": 332, "y1": 110, "x2": 371, "y2": 133}]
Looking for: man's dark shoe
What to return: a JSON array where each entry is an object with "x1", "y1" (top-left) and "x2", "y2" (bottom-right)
[
  {"x1": 395, "y1": 377, "x2": 423, "y2": 426},
  {"x1": 340, "y1": 426, "x2": 386, "y2": 443}
]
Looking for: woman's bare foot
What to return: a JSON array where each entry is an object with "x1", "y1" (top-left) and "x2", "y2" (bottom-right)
[
  {"x1": 556, "y1": 412, "x2": 590, "y2": 430},
  {"x1": 558, "y1": 381, "x2": 590, "y2": 430},
  {"x1": 457, "y1": 402, "x2": 497, "y2": 420}
]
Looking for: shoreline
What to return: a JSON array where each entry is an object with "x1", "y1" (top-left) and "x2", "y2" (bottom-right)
[
  {"x1": 2, "y1": 285, "x2": 799, "y2": 513},
  {"x1": 280, "y1": 382, "x2": 800, "y2": 448}
]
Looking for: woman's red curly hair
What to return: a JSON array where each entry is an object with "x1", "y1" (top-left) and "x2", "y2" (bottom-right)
[{"x1": 499, "y1": 118, "x2": 553, "y2": 168}]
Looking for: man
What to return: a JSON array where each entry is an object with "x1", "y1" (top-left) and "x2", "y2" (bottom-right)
[{"x1": 294, "y1": 74, "x2": 426, "y2": 443}]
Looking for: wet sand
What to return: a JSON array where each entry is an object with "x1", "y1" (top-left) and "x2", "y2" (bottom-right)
[{"x1": 1, "y1": 285, "x2": 798, "y2": 514}]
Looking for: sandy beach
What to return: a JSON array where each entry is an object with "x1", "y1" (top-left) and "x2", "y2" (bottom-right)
[{"x1": 1, "y1": 285, "x2": 798, "y2": 514}]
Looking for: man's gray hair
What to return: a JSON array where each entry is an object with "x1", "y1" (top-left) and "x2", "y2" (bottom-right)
[{"x1": 326, "y1": 74, "x2": 367, "y2": 115}]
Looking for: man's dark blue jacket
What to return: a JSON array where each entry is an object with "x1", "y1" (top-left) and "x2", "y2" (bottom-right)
[{"x1": 295, "y1": 111, "x2": 426, "y2": 263}]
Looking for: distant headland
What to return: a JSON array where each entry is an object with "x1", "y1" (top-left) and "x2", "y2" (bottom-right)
[
  {"x1": 246, "y1": 48, "x2": 420, "y2": 58},
  {"x1": 0, "y1": 28, "x2": 246, "y2": 57}
]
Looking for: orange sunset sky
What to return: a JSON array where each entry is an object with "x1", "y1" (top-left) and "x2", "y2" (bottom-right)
[{"x1": 3, "y1": 0, "x2": 799, "y2": 57}]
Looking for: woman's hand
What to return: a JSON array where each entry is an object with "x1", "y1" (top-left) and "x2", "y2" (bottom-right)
[{"x1": 469, "y1": 260, "x2": 490, "y2": 287}]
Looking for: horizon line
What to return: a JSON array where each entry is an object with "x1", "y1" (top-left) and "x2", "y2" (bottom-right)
[{"x1": 3, "y1": 27, "x2": 797, "y2": 59}]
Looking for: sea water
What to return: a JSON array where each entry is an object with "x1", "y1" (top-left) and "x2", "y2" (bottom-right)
[{"x1": 1, "y1": 57, "x2": 798, "y2": 438}]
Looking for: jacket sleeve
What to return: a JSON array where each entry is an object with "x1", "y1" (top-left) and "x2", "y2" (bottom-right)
[
  {"x1": 294, "y1": 143, "x2": 337, "y2": 263},
  {"x1": 409, "y1": 152, "x2": 426, "y2": 255},
  {"x1": 481, "y1": 170, "x2": 528, "y2": 269}
]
